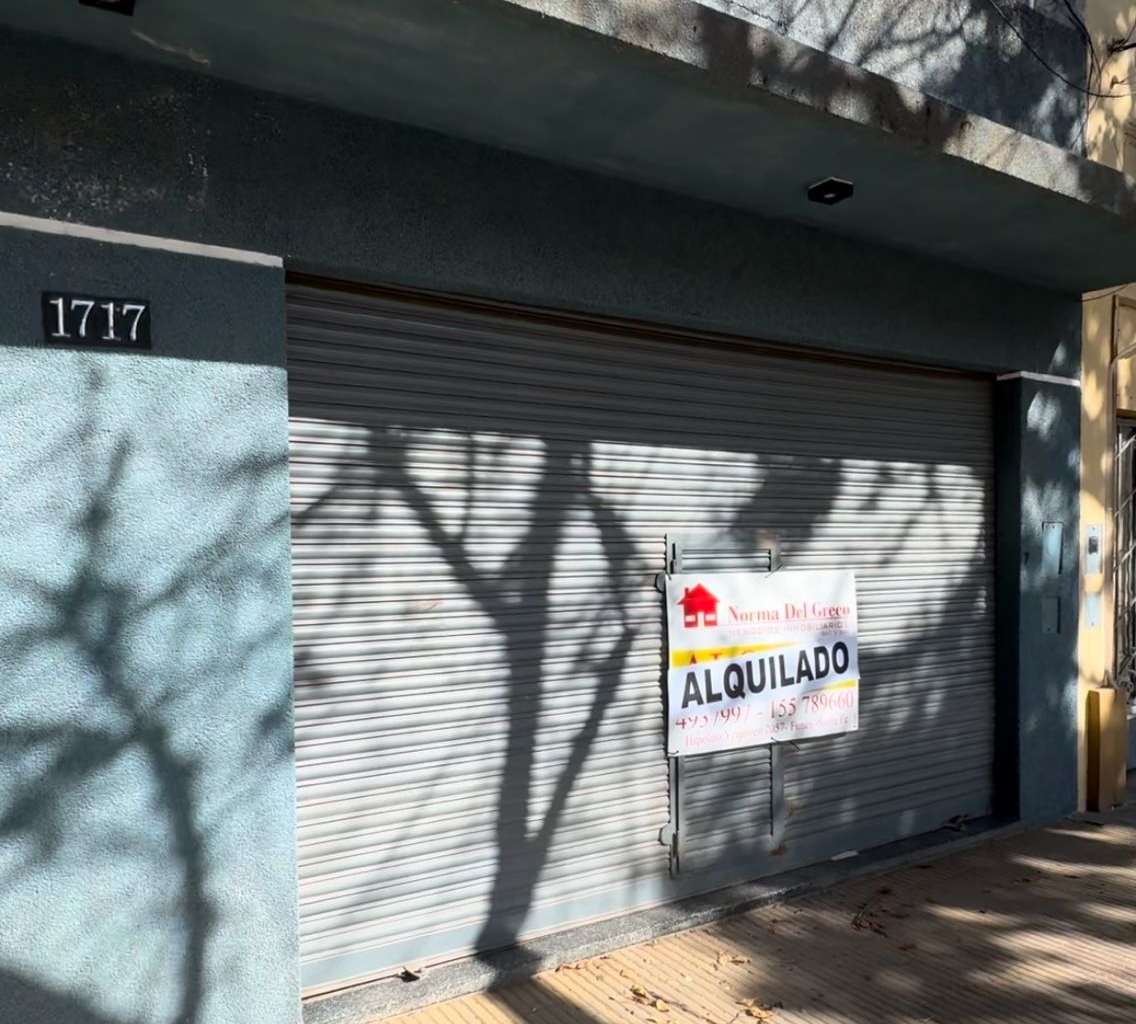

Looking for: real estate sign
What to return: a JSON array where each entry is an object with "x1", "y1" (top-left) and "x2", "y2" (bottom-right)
[{"x1": 664, "y1": 570, "x2": 860, "y2": 756}]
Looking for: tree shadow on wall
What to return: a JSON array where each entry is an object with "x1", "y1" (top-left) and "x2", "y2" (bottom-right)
[
  {"x1": 0, "y1": 370, "x2": 294, "y2": 1024},
  {"x1": 0, "y1": 969, "x2": 140, "y2": 1024},
  {"x1": 291, "y1": 421, "x2": 646, "y2": 970},
  {"x1": 635, "y1": 0, "x2": 1090, "y2": 151},
  {"x1": 287, "y1": 284, "x2": 1056, "y2": 1002},
  {"x1": 384, "y1": 432, "x2": 638, "y2": 955}
]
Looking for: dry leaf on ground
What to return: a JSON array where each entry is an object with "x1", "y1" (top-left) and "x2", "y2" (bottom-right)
[
  {"x1": 739, "y1": 999, "x2": 782, "y2": 1012},
  {"x1": 717, "y1": 952, "x2": 751, "y2": 965},
  {"x1": 555, "y1": 959, "x2": 591, "y2": 972},
  {"x1": 631, "y1": 985, "x2": 649, "y2": 998},
  {"x1": 851, "y1": 909, "x2": 887, "y2": 936}
]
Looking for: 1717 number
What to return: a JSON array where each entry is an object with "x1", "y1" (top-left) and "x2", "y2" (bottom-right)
[{"x1": 42, "y1": 293, "x2": 151, "y2": 348}]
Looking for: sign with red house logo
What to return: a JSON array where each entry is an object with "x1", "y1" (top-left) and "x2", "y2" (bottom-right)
[
  {"x1": 664, "y1": 570, "x2": 859, "y2": 756},
  {"x1": 678, "y1": 583, "x2": 720, "y2": 628}
]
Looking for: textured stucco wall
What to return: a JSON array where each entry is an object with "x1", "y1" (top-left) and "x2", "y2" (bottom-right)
[
  {"x1": 0, "y1": 226, "x2": 298, "y2": 1024},
  {"x1": 995, "y1": 376, "x2": 1083, "y2": 823},
  {"x1": 0, "y1": 28, "x2": 1081, "y2": 379},
  {"x1": 694, "y1": 0, "x2": 1088, "y2": 151}
]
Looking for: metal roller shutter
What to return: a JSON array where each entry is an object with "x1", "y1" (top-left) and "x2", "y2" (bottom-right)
[{"x1": 287, "y1": 282, "x2": 995, "y2": 991}]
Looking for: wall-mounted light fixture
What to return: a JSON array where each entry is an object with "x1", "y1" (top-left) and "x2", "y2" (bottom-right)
[
  {"x1": 79, "y1": 0, "x2": 136, "y2": 15},
  {"x1": 807, "y1": 177, "x2": 854, "y2": 205}
]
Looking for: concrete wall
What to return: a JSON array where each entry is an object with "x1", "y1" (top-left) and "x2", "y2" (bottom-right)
[
  {"x1": 0, "y1": 28, "x2": 1081, "y2": 379},
  {"x1": 996, "y1": 376, "x2": 1084, "y2": 822},
  {"x1": 0, "y1": 224, "x2": 298, "y2": 1024},
  {"x1": 693, "y1": 0, "x2": 1088, "y2": 151}
]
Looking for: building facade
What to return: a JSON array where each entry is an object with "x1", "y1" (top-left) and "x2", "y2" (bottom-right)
[
  {"x1": 1, "y1": 3, "x2": 1134, "y2": 1024},
  {"x1": 1082, "y1": 0, "x2": 1136, "y2": 801}
]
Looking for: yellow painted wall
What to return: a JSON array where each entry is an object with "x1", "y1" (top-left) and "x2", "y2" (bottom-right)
[
  {"x1": 1086, "y1": 3, "x2": 1136, "y2": 168},
  {"x1": 1080, "y1": 292, "x2": 1111, "y2": 811},
  {"x1": 1079, "y1": 293, "x2": 1136, "y2": 809},
  {"x1": 1081, "y1": 2, "x2": 1136, "y2": 808}
]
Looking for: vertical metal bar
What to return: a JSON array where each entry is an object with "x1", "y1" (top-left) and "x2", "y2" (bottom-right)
[
  {"x1": 667, "y1": 755, "x2": 682, "y2": 877},
  {"x1": 767, "y1": 540, "x2": 786, "y2": 842},
  {"x1": 1116, "y1": 425, "x2": 1136, "y2": 706},
  {"x1": 769, "y1": 745, "x2": 785, "y2": 844},
  {"x1": 1125, "y1": 427, "x2": 1131, "y2": 701},
  {"x1": 665, "y1": 535, "x2": 683, "y2": 875}
]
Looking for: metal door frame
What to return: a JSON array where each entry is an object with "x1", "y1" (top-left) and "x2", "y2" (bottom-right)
[{"x1": 1115, "y1": 419, "x2": 1136, "y2": 707}]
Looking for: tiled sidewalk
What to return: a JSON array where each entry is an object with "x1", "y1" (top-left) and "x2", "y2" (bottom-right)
[{"x1": 386, "y1": 791, "x2": 1136, "y2": 1024}]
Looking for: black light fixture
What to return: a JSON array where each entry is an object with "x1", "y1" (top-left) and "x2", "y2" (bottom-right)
[
  {"x1": 79, "y1": 0, "x2": 136, "y2": 15},
  {"x1": 807, "y1": 177, "x2": 854, "y2": 206}
]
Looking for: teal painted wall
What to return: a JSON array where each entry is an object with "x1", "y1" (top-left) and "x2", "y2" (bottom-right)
[
  {"x1": 0, "y1": 28, "x2": 1080, "y2": 378},
  {"x1": 0, "y1": 226, "x2": 298, "y2": 1024},
  {"x1": 995, "y1": 377, "x2": 1083, "y2": 823}
]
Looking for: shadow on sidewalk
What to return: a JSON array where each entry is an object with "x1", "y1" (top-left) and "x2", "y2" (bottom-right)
[{"x1": 480, "y1": 802, "x2": 1136, "y2": 1024}]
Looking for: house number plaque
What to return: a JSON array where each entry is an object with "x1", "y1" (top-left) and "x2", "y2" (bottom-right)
[{"x1": 42, "y1": 292, "x2": 152, "y2": 349}]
